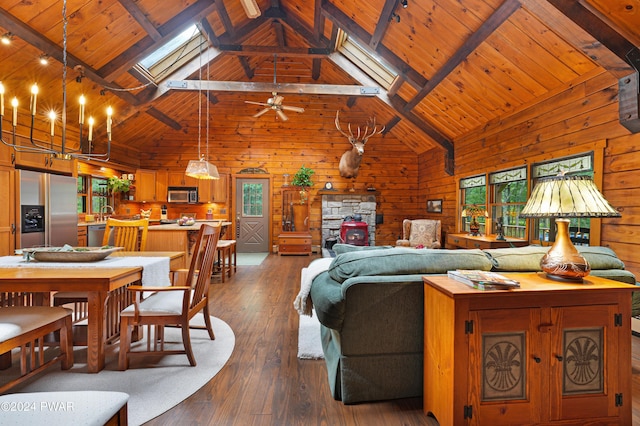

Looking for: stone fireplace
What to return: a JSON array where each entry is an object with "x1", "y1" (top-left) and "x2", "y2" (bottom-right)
[{"x1": 321, "y1": 193, "x2": 377, "y2": 247}]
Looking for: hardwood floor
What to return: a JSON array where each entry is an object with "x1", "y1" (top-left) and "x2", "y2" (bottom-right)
[{"x1": 146, "y1": 252, "x2": 640, "y2": 425}]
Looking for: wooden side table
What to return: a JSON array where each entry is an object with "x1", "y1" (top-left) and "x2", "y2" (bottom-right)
[
  {"x1": 423, "y1": 273, "x2": 635, "y2": 425},
  {"x1": 446, "y1": 233, "x2": 528, "y2": 249}
]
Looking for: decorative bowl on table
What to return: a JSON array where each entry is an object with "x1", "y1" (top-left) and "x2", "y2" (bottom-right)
[
  {"x1": 23, "y1": 246, "x2": 123, "y2": 262},
  {"x1": 177, "y1": 216, "x2": 196, "y2": 226}
]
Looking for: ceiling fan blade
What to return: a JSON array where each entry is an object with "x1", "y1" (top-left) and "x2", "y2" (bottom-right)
[
  {"x1": 245, "y1": 100, "x2": 270, "y2": 107},
  {"x1": 280, "y1": 105, "x2": 305, "y2": 113},
  {"x1": 253, "y1": 108, "x2": 271, "y2": 118},
  {"x1": 276, "y1": 109, "x2": 289, "y2": 121},
  {"x1": 273, "y1": 95, "x2": 284, "y2": 105}
]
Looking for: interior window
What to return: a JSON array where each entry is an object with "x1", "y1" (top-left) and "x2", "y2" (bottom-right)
[
  {"x1": 489, "y1": 167, "x2": 528, "y2": 239},
  {"x1": 528, "y1": 153, "x2": 594, "y2": 245},
  {"x1": 460, "y1": 175, "x2": 487, "y2": 234}
]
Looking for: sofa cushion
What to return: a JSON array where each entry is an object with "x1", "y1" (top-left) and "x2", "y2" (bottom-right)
[
  {"x1": 332, "y1": 244, "x2": 393, "y2": 255},
  {"x1": 485, "y1": 245, "x2": 626, "y2": 272},
  {"x1": 483, "y1": 246, "x2": 548, "y2": 271},
  {"x1": 327, "y1": 248, "x2": 492, "y2": 283},
  {"x1": 577, "y1": 246, "x2": 625, "y2": 270}
]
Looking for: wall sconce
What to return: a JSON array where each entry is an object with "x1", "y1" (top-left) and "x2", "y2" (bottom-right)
[
  {"x1": 39, "y1": 54, "x2": 49, "y2": 65},
  {"x1": 401, "y1": 0, "x2": 408, "y2": 8},
  {"x1": 1, "y1": 33, "x2": 13, "y2": 45},
  {"x1": 390, "y1": 13, "x2": 400, "y2": 23}
]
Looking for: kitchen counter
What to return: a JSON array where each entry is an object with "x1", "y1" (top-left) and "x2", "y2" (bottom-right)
[{"x1": 147, "y1": 221, "x2": 231, "y2": 231}]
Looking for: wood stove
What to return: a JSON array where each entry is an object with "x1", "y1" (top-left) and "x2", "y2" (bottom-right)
[{"x1": 340, "y1": 220, "x2": 369, "y2": 246}]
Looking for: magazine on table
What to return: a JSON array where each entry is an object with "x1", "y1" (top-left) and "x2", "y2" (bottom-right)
[{"x1": 447, "y1": 270, "x2": 520, "y2": 291}]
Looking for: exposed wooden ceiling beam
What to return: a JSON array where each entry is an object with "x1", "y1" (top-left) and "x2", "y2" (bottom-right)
[
  {"x1": 404, "y1": 0, "x2": 520, "y2": 112},
  {"x1": 321, "y1": 1, "x2": 426, "y2": 90},
  {"x1": 218, "y1": 45, "x2": 331, "y2": 57},
  {"x1": 520, "y1": 0, "x2": 632, "y2": 77},
  {"x1": 370, "y1": 0, "x2": 399, "y2": 50},
  {"x1": 328, "y1": 53, "x2": 453, "y2": 161},
  {"x1": 547, "y1": 0, "x2": 636, "y2": 65},
  {"x1": 274, "y1": 20, "x2": 286, "y2": 46},
  {"x1": 313, "y1": 0, "x2": 325, "y2": 43},
  {"x1": 98, "y1": 0, "x2": 218, "y2": 82},
  {"x1": 145, "y1": 107, "x2": 182, "y2": 130},
  {"x1": 0, "y1": 7, "x2": 140, "y2": 106},
  {"x1": 165, "y1": 79, "x2": 381, "y2": 96},
  {"x1": 215, "y1": 0, "x2": 236, "y2": 38},
  {"x1": 117, "y1": 0, "x2": 162, "y2": 41}
]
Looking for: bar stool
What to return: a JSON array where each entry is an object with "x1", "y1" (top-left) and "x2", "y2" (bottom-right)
[{"x1": 216, "y1": 240, "x2": 237, "y2": 282}]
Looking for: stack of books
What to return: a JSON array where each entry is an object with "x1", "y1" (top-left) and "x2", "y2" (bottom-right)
[{"x1": 447, "y1": 270, "x2": 520, "y2": 291}]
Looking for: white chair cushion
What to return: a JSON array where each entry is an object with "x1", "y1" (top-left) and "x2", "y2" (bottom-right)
[
  {"x1": 0, "y1": 307, "x2": 70, "y2": 342},
  {"x1": 121, "y1": 290, "x2": 190, "y2": 317},
  {"x1": 0, "y1": 391, "x2": 128, "y2": 426}
]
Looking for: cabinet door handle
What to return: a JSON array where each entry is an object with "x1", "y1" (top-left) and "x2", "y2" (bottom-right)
[
  {"x1": 533, "y1": 356, "x2": 541, "y2": 363},
  {"x1": 555, "y1": 354, "x2": 563, "y2": 361}
]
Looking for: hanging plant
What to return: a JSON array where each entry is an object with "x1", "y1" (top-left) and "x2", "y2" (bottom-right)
[{"x1": 107, "y1": 176, "x2": 131, "y2": 194}]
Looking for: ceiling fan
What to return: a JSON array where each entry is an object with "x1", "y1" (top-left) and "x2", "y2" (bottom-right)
[{"x1": 245, "y1": 55, "x2": 305, "y2": 121}]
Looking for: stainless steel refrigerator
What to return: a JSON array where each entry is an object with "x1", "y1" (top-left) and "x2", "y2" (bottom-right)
[{"x1": 19, "y1": 169, "x2": 78, "y2": 249}]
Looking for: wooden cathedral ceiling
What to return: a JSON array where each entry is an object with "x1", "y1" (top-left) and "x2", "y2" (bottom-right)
[{"x1": 0, "y1": 0, "x2": 638, "y2": 162}]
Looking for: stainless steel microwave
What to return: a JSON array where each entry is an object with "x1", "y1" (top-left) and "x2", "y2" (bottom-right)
[{"x1": 167, "y1": 186, "x2": 198, "y2": 204}]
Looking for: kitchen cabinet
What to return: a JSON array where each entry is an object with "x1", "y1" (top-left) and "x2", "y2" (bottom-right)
[
  {"x1": 278, "y1": 188, "x2": 311, "y2": 255},
  {"x1": 446, "y1": 233, "x2": 528, "y2": 249},
  {"x1": 168, "y1": 171, "x2": 197, "y2": 187},
  {"x1": 197, "y1": 173, "x2": 228, "y2": 203},
  {"x1": 212, "y1": 173, "x2": 228, "y2": 203},
  {"x1": 0, "y1": 167, "x2": 15, "y2": 256},
  {"x1": 134, "y1": 169, "x2": 168, "y2": 202},
  {"x1": 77, "y1": 226, "x2": 87, "y2": 247},
  {"x1": 14, "y1": 150, "x2": 76, "y2": 174},
  {"x1": 0, "y1": 142, "x2": 13, "y2": 167},
  {"x1": 423, "y1": 273, "x2": 634, "y2": 426}
]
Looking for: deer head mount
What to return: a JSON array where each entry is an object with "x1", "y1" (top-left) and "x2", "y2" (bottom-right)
[{"x1": 335, "y1": 111, "x2": 385, "y2": 179}]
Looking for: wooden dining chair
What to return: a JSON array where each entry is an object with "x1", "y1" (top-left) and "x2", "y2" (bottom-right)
[
  {"x1": 103, "y1": 218, "x2": 149, "y2": 251},
  {"x1": 53, "y1": 218, "x2": 150, "y2": 327},
  {"x1": 118, "y1": 224, "x2": 221, "y2": 370}
]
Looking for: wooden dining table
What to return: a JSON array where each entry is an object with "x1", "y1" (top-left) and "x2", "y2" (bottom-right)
[{"x1": 0, "y1": 251, "x2": 185, "y2": 373}]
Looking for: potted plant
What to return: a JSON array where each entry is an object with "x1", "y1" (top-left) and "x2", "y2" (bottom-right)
[
  {"x1": 291, "y1": 165, "x2": 314, "y2": 204},
  {"x1": 107, "y1": 176, "x2": 131, "y2": 194}
]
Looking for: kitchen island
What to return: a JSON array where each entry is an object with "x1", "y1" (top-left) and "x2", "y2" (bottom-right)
[{"x1": 146, "y1": 221, "x2": 231, "y2": 268}]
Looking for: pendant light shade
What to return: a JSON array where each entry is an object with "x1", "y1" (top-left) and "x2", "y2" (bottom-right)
[{"x1": 185, "y1": 156, "x2": 219, "y2": 180}]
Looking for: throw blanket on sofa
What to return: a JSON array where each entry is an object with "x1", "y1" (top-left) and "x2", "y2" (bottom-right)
[{"x1": 294, "y1": 258, "x2": 333, "y2": 316}]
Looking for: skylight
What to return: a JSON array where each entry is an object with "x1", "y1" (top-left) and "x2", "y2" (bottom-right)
[
  {"x1": 336, "y1": 29, "x2": 397, "y2": 89},
  {"x1": 138, "y1": 25, "x2": 207, "y2": 83}
]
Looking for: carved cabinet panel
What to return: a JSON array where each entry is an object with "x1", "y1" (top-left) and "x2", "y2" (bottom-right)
[{"x1": 423, "y1": 274, "x2": 633, "y2": 426}]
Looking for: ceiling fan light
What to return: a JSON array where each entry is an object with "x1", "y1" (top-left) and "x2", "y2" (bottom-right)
[
  {"x1": 185, "y1": 157, "x2": 220, "y2": 180},
  {"x1": 240, "y1": 0, "x2": 261, "y2": 19}
]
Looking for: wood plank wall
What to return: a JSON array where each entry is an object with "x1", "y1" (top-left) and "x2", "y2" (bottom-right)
[
  {"x1": 137, "y1": 104, "x2": 422, "y2": 247},
  {"x1": 419, "y1": 68, "x2": 640, "y2": 279}
]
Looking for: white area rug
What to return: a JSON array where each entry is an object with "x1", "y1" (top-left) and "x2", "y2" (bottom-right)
[
  {"x1": 236, "y1": 252, "x2": 269, "y2": 266},
  {"x1": 297, "y1": 310, "x2": 324, "y2": 359},
  {"x1": 7, "y1": 315, "x2": 235, "y2": 426}
]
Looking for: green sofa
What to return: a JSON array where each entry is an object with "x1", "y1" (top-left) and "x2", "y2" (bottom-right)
[{"x1": 308, "y1": 244, "x2": 638, "y2": 404}]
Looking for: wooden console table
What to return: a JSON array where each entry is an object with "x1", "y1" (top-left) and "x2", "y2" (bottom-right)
[
  {"x1": 423, "y1": 273, "x2": 635, "y2": 425},
  {"x1": 446, "y1": 233, "x2": 528, "y2": 249}
]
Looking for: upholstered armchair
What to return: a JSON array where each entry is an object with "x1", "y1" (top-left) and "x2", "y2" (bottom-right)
[{"x1": 396, "y1": 219, "x2": 442, "y2": 249}]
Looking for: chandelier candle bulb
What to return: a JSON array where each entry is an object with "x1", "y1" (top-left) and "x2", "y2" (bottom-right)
[
  {"x1": 11, "y1": 97, "x2": 17, "y2": 126},
  {"x1": 106, "y1": 106, "x2": 112, "y2": 136},
  {"x1": 0, "y1": 82, "x2": 4, "y2": 116},
  {"x1": 79, "y1": 95, "x2": 85, "y2": 124},
  {"x1": 30, "y1": 84, "x2": 38, "y2": 115},
  {"x1": 88, "y1": 116, "x2": 94, "y2": 141},
  {"x1": 48, "y1": 111, "x2": 55, "y2": 136}
]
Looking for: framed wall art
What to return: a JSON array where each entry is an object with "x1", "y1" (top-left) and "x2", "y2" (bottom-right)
[{"x1": 427, "y1": 199, "x2": 442, "y2": 213}]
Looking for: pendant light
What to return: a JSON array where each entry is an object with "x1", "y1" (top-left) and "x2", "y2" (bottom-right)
[{"x1": 185, "y1": 32, "x2": 218, "y2": 180}]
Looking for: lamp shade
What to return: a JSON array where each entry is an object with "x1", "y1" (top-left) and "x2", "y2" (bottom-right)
[
  {"x1": 520, "y1": 175, "x2": 620, "y2": 218},
  {"x1": 185, "y1": 157, "x2": 220, "y2": 180}
]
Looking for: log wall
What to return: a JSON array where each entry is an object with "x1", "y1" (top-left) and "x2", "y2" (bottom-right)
[
  {"x1": 138, "y1": 102, "x2": 422, "y2": 248},
  {"x1": 419, "y1": 68, "x2": 640, "y2": 279}
]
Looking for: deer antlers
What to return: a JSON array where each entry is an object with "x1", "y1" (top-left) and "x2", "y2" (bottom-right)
[{"x1": 335, "y1": 111, "x2": 385, "y2": 146}]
